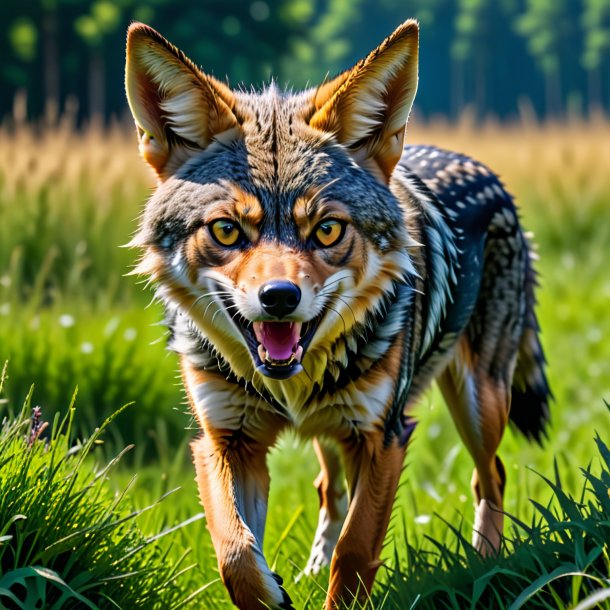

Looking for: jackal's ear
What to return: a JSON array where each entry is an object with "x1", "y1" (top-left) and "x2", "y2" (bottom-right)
[
  {"x1": 310, "y1": 20, "x2": 419, "y2": 182},
  {"x1": 125, "y1": 23, "x2": 238, "y2": 180}
]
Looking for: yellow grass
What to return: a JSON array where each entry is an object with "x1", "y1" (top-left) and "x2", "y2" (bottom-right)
[
  {"x1": 2, "y1": 114, "x2": 609, "y2": 219},
  {"x1": 410, "y1": 116, "x2": 610, "y2": 218},
  {"x1": 0, "y1": 120, "x2": 151, "y2": 203}
]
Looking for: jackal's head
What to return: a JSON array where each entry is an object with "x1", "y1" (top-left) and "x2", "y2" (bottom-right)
[{"x1": 126, "y1": 21, "x2": 419, "y2": 385}]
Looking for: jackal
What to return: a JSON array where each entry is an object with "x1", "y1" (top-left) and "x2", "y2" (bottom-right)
[{"x1": 125, "y1": 19, "x2": 550, "y2": 609}]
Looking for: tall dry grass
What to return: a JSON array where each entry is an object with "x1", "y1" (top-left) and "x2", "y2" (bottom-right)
[
  {"x1": 0, "y1": 116, "x2": 173, "y2": 454},
  {"x1": 2, "y1": 113, "x2": 609, "y2": 279},
  {"x1": 0, "y1": 116, "x2": 152, "y2": 304},
  {"x1": 410, "y1": 116, "x2": 610, "y2": 251}
]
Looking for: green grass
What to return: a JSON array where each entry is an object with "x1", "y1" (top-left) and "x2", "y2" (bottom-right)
[
  {"x1": 1, "y1": 119, "x2": 609, "y2": 607},
  {"x1": 3, "y1": 386, "x2": 608, "y2": 609},
  {"x1": 381, "y1": 431, "x2": 610, "y2": 610},
  {"x1": 0, "y1": 367, "x2": 205, "y2": 609}
]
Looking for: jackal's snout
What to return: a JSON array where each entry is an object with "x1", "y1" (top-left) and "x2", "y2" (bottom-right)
[{"x1": 258, "y1": 281, "x2": 302, "y2": 318}]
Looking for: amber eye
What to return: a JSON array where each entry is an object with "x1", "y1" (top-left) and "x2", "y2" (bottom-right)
[
  {"x1": 209, "y1": 219, "x2": 242, "y2": 247},
  {"x1": 314, "y1": 219, "x2": 345, "y2": 248}
]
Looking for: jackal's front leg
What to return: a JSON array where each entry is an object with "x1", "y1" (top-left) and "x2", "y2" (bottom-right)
[
  {"x1": 324, "y1": 432, "x2": 406, "y2": 610},
  {"x1": 302, "y1": 438, "x2": 348, "y2": 577},
  {"x1": 192, "y1": 433, "x2": 293, "y2": 610}
]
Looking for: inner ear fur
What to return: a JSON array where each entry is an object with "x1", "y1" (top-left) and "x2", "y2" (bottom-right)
[
  {"x1": 310, "y1": 19, "x2": 419, "y2": 182},
  {"x1": 125, "y1": 22, "x2": 238, "y2": 179}
]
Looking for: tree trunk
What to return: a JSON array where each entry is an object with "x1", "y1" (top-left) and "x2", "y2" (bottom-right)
[
  {"x1": 452, "y1": 59, "x2": 465, "y2": 120},
  {"x1": 475, "y1": 52, "x2": 486, "y2": 120},
  {"x1": 545, "y1": 69, "x2": 562, "y2": 119},
  {"x1": 88, "y1": 50, "x2": 105, "y2": 122},
  {"x1": 587, "y1": 65, "x2": 602, "y2": 116},
  {"x1": 42, "y1": 7, "x2": 60, "y2": 121}
]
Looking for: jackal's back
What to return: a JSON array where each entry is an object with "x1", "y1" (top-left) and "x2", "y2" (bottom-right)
[{"x1": 401, "y1": 145, "x2": 551, "y2": 441}]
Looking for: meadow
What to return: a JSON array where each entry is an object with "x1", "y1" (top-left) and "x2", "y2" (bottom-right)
[{"x1": 0, "y1": 112, "x2": 609, "y2": 608}]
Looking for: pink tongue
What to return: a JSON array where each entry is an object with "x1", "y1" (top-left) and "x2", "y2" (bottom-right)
[{"x1": 254, "y1": 322, "x2": 300, "y2": 361}]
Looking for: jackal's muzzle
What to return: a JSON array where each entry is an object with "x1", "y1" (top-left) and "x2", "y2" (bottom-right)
[{"x1": 230, "y1": 279, "x2": 323, "y2": 380}]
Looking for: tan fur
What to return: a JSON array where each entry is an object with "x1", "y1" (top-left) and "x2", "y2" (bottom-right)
[
  {"x1": 184, "y1": 361, "x2": 289, "y2": 608},
  {"x1": 313, "y1": 439, "x2": 346, "y2": 522},
  {"x1": 309, "y1": 19, "x2": 419, "y2": 181},
  {"x1": 311, "y1": 335, "x2": 407, "y2": 607},
  {"x1": 327, "y1": 431, "x2": 406, "y2": 608},
  {"x1": 232, "y1": 186, "x2": 265, "y2": 234},
  {"x1": 437, "y1": 335, "x2": 509, "y2": 556},
  {"x1": 191, "y1": 434, "x2": 275, "y2": 607}
]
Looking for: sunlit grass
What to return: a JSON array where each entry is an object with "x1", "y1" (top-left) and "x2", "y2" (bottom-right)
[
  {"x1": 1, "y1": 115, "x2": 609, "y2": 607},
  {"x1": 0, "y1": 370, "x2": 204, "y2": 609}
]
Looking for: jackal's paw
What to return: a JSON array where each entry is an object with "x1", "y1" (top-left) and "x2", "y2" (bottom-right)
[
  {"x1": 271, "y1": 572, "x2": 295, "y2": 610},
  {"x1": 472, "y1": 499, "x2": 504, "y2": 557},
  {"x1": 300, "y1": 495, "x2": 348, "y2": 578},
  {"x1": 243, "y1": 546, "x2": 294, "y2": 609}
]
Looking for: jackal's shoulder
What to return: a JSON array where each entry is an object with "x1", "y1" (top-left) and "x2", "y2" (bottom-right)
[
  {"x1": 395, "y1": 145, "x2": 530, "y2": 392},
  {"x1": 399, "y1": 145, "x2": 516, "y2": 235}
]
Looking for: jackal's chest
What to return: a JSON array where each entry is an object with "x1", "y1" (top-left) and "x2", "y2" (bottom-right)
[
  {"x1": 187, "y1": 365, "x2": 399, "y2": 439},
  {"x1": 174, "y1": 286, "x2": 410, "y2": 438}
]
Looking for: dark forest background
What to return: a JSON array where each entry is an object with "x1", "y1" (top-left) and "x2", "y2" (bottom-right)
[{"x1": 2, "y1": 0, "x2": 610, "y2": 123}]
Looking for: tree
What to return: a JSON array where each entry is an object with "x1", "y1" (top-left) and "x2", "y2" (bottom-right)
[
  {"x1": 74, "y1": 0, "x2": 121, "y2": 120},
  {"x1": 452, "y1": 0, "x2": 489, "y2": 118},
  {"x1": 515, "y1": 0, "x2": 570, "y2": 117},
  {"x1": 581, "y1": 0, "x2": 610, "y2": 112},
  {"x1": 41, "y1": 0, "x2": 60, "y2": 118},
  {"x1": 278, "y1": 0, "x2": 365, "y2": 88},
  {"x1": 0, "y1": 0, "x2": 609, "y2": 121}
]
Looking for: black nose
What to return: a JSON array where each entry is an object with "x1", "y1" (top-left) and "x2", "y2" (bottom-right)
[{"x1": 258, "y1": 281, "x2": 301, "y2": 318}]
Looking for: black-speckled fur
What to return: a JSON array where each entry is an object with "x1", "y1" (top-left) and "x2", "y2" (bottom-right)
[{"x1": 401, "y1": 145, "x2": 551, "y2": 441}]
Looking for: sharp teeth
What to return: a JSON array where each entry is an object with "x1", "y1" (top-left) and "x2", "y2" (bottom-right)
[
  {"x1": 257, "y1": 341, "x2": 304, "y2": 368},
  {"x1": 252, "y1": 322, "x2": 264, "y2": 343}
]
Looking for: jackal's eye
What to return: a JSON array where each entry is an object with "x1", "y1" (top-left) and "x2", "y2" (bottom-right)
[
  {"x1": 209, "y1": 219, "x2": 242, "y2": 247},
  {"x1": 313, "y1": 219, "x2": 346, "y2": 248}
]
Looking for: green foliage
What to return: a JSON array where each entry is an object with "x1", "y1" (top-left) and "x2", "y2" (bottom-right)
[
  {"x1": 75, "y1": 1, "x2": 121, "y2": 48},
  {"x1": 0, "y1": 374, "x2": 203, "y2": 609},
  {"x1": 1, "y1": 0, "x2": 610, "y2": 120},
  {"x1": 8, "y1": 18, "x2": 37, "y2": 63},
  {"x1": 452, "y1": 0, "x2": 487, "y2": 61},
  {"x1": 376, "y1": 434, "x2": 610, "y2": 609},
  {"x1": 279, "y1": 0, "x2": 364, "y2": 85},
  {"x1": 515, "y1": 0, "x2": 567, "y2": 75},
  {"x1": 0, "y1": 303, "x2": 185, "y2": 458},
  {"x1": 581, "y1": 0, "x2": 610, "y2": 70}
]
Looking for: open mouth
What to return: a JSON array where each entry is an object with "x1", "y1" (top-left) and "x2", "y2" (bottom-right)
[
  {"x1": 254, "y1": 321, "x2": 303, "y2": 369},
  {"x1": 214, "y1": 290, "x2": 320, "y2": 380},
  {"x1": 238, "y1": 318, "x2": 320, "y2": 380}
]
